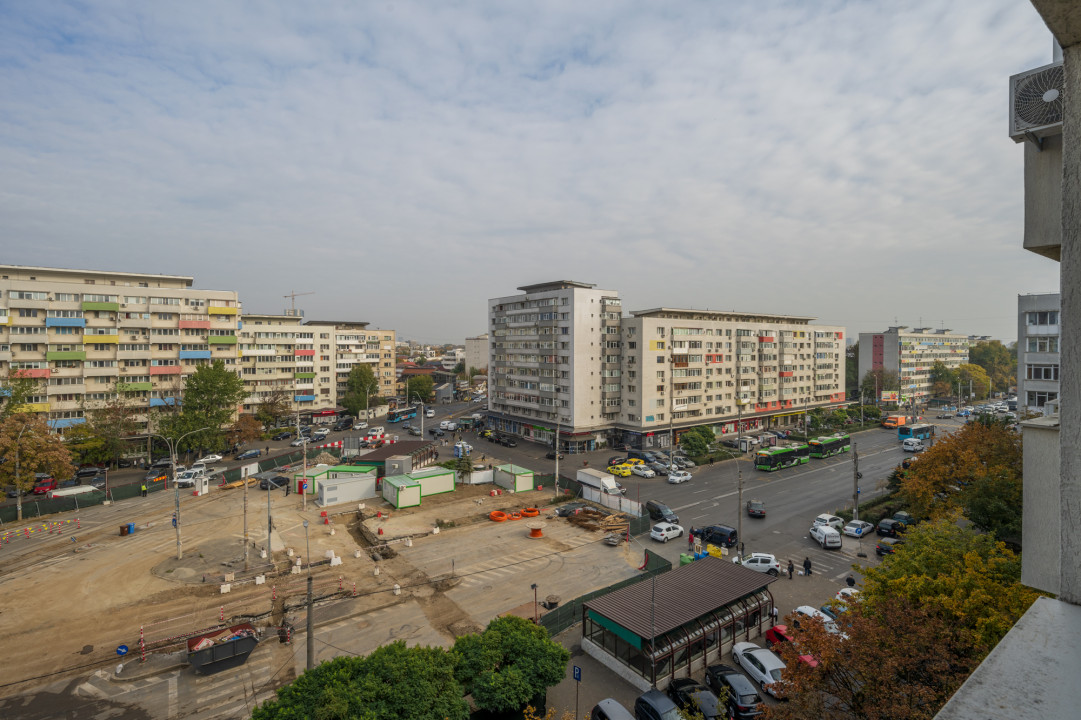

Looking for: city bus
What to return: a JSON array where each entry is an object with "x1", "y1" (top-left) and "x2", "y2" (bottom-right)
[
  {"x1": 898, "y1": 423, "x2": 935, "y2": 442},
  {"x1": 808, "y1": 434, "x2": 851, "y2": 458},
  {"x1": 753, "y1": 443, "x2": 811, "y2": 471},
  {"x1": 387, "y1": 406, "x2": 418, "y2": 423}
]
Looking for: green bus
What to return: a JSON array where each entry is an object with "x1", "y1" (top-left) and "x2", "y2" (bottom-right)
[
  {"x1": 808, "y1": 434, "x2": 851, "y2": 458},
  {"x1": 753, "y1": 443, "x2": 811, "y2": 471}
]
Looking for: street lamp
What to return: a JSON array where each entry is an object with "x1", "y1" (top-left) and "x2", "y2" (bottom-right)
[
  {"x1": 362, "y1": 382, "x2": 378, "y2": 420},
  {"x1": 130, "y1": 426, "x2": 209, "y2": 560},
  {"x1": 411, "y1": 393, "x2": 426, "y2": 436},
  {"x1": 304, "y1": 519, "x2": 314, "y2": 670},
  {"x1": 12, "y1": 418, "x2": 32, "y2": 523},
  {"x1": 531, "y1": 583, "x2": 539, "y2": 624}
]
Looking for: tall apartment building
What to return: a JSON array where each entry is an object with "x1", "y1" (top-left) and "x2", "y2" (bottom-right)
[
  {"x1": 237, "y1": 313, "x2": 303, "y2": 415},
  {"x1": 0, "y1": 265, "x2": 240, "y2": 433},
  {"x1": 488, "y1": 281, "x2": 622, "y2": 453},
  {"x1": 302, "y1": 321, "x2": 397, "y2": 411},
  {"x1": 857, "y1": 326, "x2": 969, "y2": 403},
  {"x1": 1017, "y1": 293, "x2": 1060, "y2": 415},
  {"x1": 464, "y1": 333, "x2": 489, "y2": 372},
  {"x1": 618, "y1": 309, "x2": 846, "y2": 450},
  {"x1": 487, "y1": 281, "x2": 847, "y2": 452}
]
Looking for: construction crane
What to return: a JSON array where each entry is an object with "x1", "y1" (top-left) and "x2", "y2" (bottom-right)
[{"x1": 283, "y1": 290, "x2": 314, "y2": 316}]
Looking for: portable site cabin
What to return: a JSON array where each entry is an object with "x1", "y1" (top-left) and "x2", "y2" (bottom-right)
[
  {"x1": 292, "y1": 465, "x2": 331, "y2": 495},
  {"x1": 408, "y1": 467, "x2": 455, "y2": 497},
  {"x1": 318, "y1": 471, "x2": 378, "y2": 507},
  {"x1": 494, "y1": 464, "x2": 534, "y2": 493},
  {"x1": 382, "y1": 476, "x2": 422, "y2": 508}
]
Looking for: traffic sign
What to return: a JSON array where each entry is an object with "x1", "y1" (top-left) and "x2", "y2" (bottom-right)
[
  {"x1": 573, "y1": 665, "x2": 581, "y2": 682},
  {"x1": 117, "y1": 645, "x2": 129, "y2": 656}
]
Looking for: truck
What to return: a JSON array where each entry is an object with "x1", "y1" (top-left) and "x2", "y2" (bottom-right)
[
  {"x1": 881, "y1": 415, "x2": 916, "y2": 429},
  {"x1": 576, "y1": 468, "x2": 626, "y2": 496}
]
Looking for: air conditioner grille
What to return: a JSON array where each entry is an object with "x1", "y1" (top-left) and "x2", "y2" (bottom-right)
[{"x1": 1015, "y1": 64, "x2": 1064, "y2": 129}]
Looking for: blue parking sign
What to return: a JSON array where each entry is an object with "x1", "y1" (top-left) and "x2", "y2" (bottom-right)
[{"x1": 573, "y1": 665, "x2": 581, "y2": 682}]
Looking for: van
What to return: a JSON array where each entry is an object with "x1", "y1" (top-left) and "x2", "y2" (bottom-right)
[
  {"x1": 175, "y1": 469, "x2": 206, "y2": 489},
  {"x1": 901, "y1": 438, "x2": 924, "y2": 453},
  {"x1": 695, "y1": 524, "x2": 738, "y2": 548},
  {"x1": 333, "y1": 416, "x2": 354, "y2": 431},
  {"x1": 645, "y1": 500, "x2": 679, "y2": 524},
  {"x1": 576, "y1": 468, "x2": 626, "y2": 496},
  {"x1": 367, "y1": 426, "x2": 385, "y2": 437}
]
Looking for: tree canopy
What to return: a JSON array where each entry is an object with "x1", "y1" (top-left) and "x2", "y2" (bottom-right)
[
  {"x1": 453, "y1": 615, "x2": 570, "y2": 714},
  {"x1": 928, "y1": 360, "x2": 957, "y2": 399},
  {"x1": 252, "y1": 642, "x2": 468, "y2": 720},
  {"x1": 956, "y1": 363, "x2": 992, "y2": 402},
  {"x1": 405, "y1": 375, "x2": 435, "y2": 404},
  {"x1": 342, "y1": 364, "x2": 380, "y2": 418},
  {"x1": 968, "y1": 340, "x2": 1016, "y2": 395},
  {"x1": 0, "y1": 371, "x2": 43, "y2": 419},
  {"x1": 255, "y1": 388, "x2": 293, "y2": 429},
  {"x1": 859, "y1": 368, "x2": 898, "y2": 405},
  {"x1": 0, "y1": 414, "x2": 73, "y2": 520},
  {"x1": 156, "y1": 361, "x2": 246, "y2": 452},
  {"x1": 678, "y1": 425, "x2": 714, "y2": 457}
]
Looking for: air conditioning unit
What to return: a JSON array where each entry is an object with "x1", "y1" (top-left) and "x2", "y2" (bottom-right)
[{"x1": 1009, "y1": 61, "x2": 1063, "y2": 144}]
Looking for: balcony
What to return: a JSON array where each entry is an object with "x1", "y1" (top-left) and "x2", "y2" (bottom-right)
[
  {"x1": 17, "y1": 402, "x2": 50, "y2": 413},
  {"x1": 15, "y1": 368, "x2": 50, "y2": 378},
  {"x1": 207, "y1": 306, "x2": 238, "y2": 316},
  {"x1": 46, "y1": 350, "x2": 86, "y2": 361},
  {"x1": 149, "y1": 366, "x2": 182, "y2": 375},
  {"x1": 82, "y1": 301, "x2": 119, "y2": 312},
  {"x1": 179, "y1": 320, "x2": 210, "y2": 330},
  {"x1": 85, "y1": 333, "x2": 119, "y2": 344},
  {"x1": 208, "y1": 335, "x2": 238, "y2": 345},
  {"x1": 45, "y1": 317, "x2": 86, "y2": 328},
  {"x1": 121, "y1": 381, "x2": 153, "y2": 392},
  {"x1": 179, "y1": 350, "x2": 212, "y2": 360}
]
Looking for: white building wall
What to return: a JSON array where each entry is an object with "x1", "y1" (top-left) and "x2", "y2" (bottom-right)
[{"x1": 1017, "y1": 293, "x2": 1061, "y2": 415}]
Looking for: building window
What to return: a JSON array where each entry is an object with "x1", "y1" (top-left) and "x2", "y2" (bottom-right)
[
  {"x1": 1027, "y1": 336, "x2": 1059, "y2": 353},
  {"x1": 1027, "y1": 390, "x2": 1058, "y2": 407},
  {"x1": 1027, "y1": 311, "x2": 1059, "y2": 326},
  {"x1": 1026, "y1": 364, "x2": 1059, "y2": 381}
]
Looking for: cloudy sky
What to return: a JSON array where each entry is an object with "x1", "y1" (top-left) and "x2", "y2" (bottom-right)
[{"x1": 0, "y1": 1, "x2": 1060, "y2": 343}]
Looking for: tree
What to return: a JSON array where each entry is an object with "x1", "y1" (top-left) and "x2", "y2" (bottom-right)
[
  {"x1": 768, "y1": 598, "x2": 980, "y2": 720},
  {"x1": 73, "y1": 390, "x2": 141, "y2": 467},
  {"x1": 453, "y1": 615, "x2": 570, "y2": 714},
  {"x1": 405, "y1": 375, "x2": 434, "y2": 403},
  {"x1": 230, "y1": 415, "x2": 264, "y2": 448},
  {"x1": 342, "y1": 364, "x2": 380, "y2": 418},
  {"x1": 252, "y1": 641, "x2": 468, "y2": 720},
  {"x1": 0, "y1": 371, "x2": 43, "y2": 419},
  {"x1": 255, "y1": 388, "x2": 292, "y2": 429},
  {"x1": 453, "y1": 361, "x2": 465, "y2": 375},
  {"x1": 928, "y1": 361, "x2": 957, "y2": 399},
  {"x1": 956, "y1": 363, "x2": 992, "y2": 402},
  {"x1": 169, "y1": 361, "x2": 247, "y2": 453},
  {"x1": 860, "y1": 513, "x2": 1041, "y2": 651},
  {"x1": 0, "y1": 415, "x2": 74, "y2": 521},
  {"x1": 896, "y1": 419, "x2": 1022, "y2": 542},
  {"x1": 859, "y1": 368, "x2": 899, "y2": 405},
  {"x1": 968, "y1": 340, "x2": 1016, "y2": 394},
  {"x1": 679, "y1": 425, "x2": 714, "y2": 457}
]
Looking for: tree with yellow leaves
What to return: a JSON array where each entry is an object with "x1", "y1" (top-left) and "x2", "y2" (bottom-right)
[{"x1": 0, "y1": 414, "x2": 74, "y2": 521}]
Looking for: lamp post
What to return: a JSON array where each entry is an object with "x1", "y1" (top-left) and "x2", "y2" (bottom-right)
[
  {"x1": 362, "y1": 382, "x2": 378, "y2": 421},
  {"x1": 411, "y1": 393, "x2": 425, "y2": 436},
  {"x1": 129, "y1": 427, "x2": 209, "y2": 560},
  {"x1": 531, "y1": 583, "x2": 539, "y2": 624},
  {"x1": 304, "y1": 519, "x2": 314, "y2": 670}
]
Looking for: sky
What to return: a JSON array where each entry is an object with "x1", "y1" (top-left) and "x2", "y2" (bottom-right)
[{"x1": 0, "y1": 1, "x2": 1061, "y2": 344}]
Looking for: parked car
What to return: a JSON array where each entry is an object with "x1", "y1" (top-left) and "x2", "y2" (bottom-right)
[
  {"x1": 843, "y1": 520, "x2": 874, "y2": 538},
  {"x1": 694, "y1": 524, "x2": 738, "y2": 548},
  {"x1": 150, "y1": 457, "x2": 173, "y2": 469},
  {"x1": 764, "y1": 624, "x2": 794, "y2": 648},
  {"x1": 591, "y1": 698, "x2": 635, "y2": 720},
  {"x1": 666, "y1": 678, "x2": 723, "y2": 720},
  {"x1": 623, "y1": 458, "x2": 644, "y2": 466},
  {"x1": 234, "y1": 449, "x2": 261, "y2": 461},
  {"x1": 554, "y1": 501, "x2": 588, "y2": 517},
  {"x1": 259, "y1": 475, "x2": 289, "y2": 490},
  {"x1": 425, "y1": 409, "x2": 435, "y2": 418},
  {"x1": 809, "y1": 524, "x2": 842, "y2": 549},
  {"x1": 649, "y1": 461, "x2": 670, "y2": 475},
  {"x1": 633, "y1": 689, "x2": 680, "y2": 720},
  {"x1": 545, "y1": 450, "x2": 565, "y2": 460},
  {"x1": 32, "y1": 475, "x2": 58, "y2": 495},
  {"x1": 75, "y1": 465, "x2": 106, "y2": 478},
  {"x1": 892, "y1": 510, "x2": 917, "y2": 527},
  {"x1": 439, "y1": 420, "x2": 450, "y2": 430},
  {"x1": 836, "y1": 587, "x2": 861, "y2": 602},
  {"x1": 408, "y1": 427, "x2": 422, "y2": 436},
  {"x1": 607, "y1": 456, "x2": 626, "y2": 466},
  {"x1": 645, "y1": 500, "x2": 678, "y2": 524},
  {"x1": 57, "y1": 477, "x2": 82, "y2": 488},
  {"x1": 500, "y1": 437, "x2": 518, "y2": 448},
  {"x1": 733, "y1": 552, "x2": 781, "y2": 576},
  {"x1": 793, "y1": 605, "x2": 846, "y2": 638},
  {"x1": 667, "y1": 470, "x2": 692, "y2": 484},
  {"x1": 876, "y1": 537, "x2": 905, "y2": 556},
  {"x1": 876, "y1": 518, "x2": 906, "y2": 538},
  {"x1": 650, "y1": 522, "x2": 684, "y2": 543},
  {"x1": 745, "y1": 500, "x2": 766, "y2": 518},
  {"x1": 289, "y1": 437, "x2": 306, "y2": 447},
  {"x1": 704, "y1": 664, "x2": 764, "y2": 720},
  {"x1": 355, "y1": 421, "x2": 368, "y2": 430},
  {"x1": 196, "y1": 454, "x2": 223, "y2": 464},
  {"x1": 732, "y1": 643, "x2": 786, "y2": 698},
  {"x1": 813, "y1": 513, "x2": 845, "y2": 530},
  {"x1": 88, "y1": 474, "x2": 107, "y2": 489},
  {"x1": 333, "y1": 417, "x2": 354, "y2": 431},
  {"x1": 677, "y1": 457, "x2": 696, "y2": 468},
  {"x1": 632, "y1": 465, "x2": 656, "y2": 478},
  {"x1": 272, "y1": 431, "x2": 293, "y2": 441},
  {"x1": 608, "y1": 465, "x2": 633, "y2": 478}
]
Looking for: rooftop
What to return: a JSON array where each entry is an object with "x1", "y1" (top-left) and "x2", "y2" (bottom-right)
[
  {"x1": 584, "y1": 556, "x2": 776, "y2": 639},
  {"x1": 631, "y1": 307, "x2": 816, "y2": 324},
  {"x1": 516, "y1": 280, "x2": 596, "y2": 292}
]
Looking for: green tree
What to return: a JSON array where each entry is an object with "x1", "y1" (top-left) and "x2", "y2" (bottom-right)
[
  {"x1": 453, "y1": 615, "x2": 570, "y2": 714},
  {"x1": 928, "y1": 360, "x2": 958, "y2": 399},
  {"x1": 72, "y1": 389, "x2": 140, "y2": 467},
  {"x1": 255, "y1": 388, "x2": 292, "y2": 429},
  {"x1": 252, "y1": 641, "x2": 468, "y2": 720},
  {"x1": 956, "y1": 363, "x2": 992, "y2": 402},
  {"x1": 859, "y1": 368, "x2": 899, "y2": 405},
  {"x1": 162, "y1": 361, "x2": 246, "y2": 453},
  {"x1": 453, "y1": 361, "x2": 466, "y2": 375},
  {"x1": 968, "y1": 340, "x2": 1016, "y2": 394},
  {"x1": 0, "y1": 371, "x2": 43, "y2": 419},
  {"x1": 405, "y1": 375, "x2": 435, "y2": 403},
  {"x1": 860, "y1": 513, "x2": 1041, "y2": 651},
  {"x1": 342, "y1": 364, "x2": 380, "y2": 418},
  {"x1": 0, "y1": 415, "x2": 74, "y2": 521},
  {"x1": 678, "y1": 425, "x2": 714, "y2": 457}
]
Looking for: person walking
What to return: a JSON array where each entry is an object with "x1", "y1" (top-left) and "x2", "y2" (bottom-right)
[
  {"x1": 803, "y1": 557, "x2": 812, "y2": 576},
  {"x1": 787, "y1": 560, "x2": 794, "y2": 580},
  {"x1": 140, "y1": 484, "x2": 147, "y2": 497},
  {"x1": 265, "y1": 446, "x2": 270, "y2": 457},
  {"x1": 771, "y1": 606, "x2": 779, "y2": 625}
]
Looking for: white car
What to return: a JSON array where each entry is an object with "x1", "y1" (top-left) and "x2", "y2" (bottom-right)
[
  {"x1": 667, "y1": 470, "x2": 692, "y2": 484},
  {"x1": 794, "y1": 605, "x2": 847, "y2": 638},
  {"x1": 836, "y1": 587, "x2": 861, "y2": 602},
  {"x1": 813, "y1": 513, "x2": 845, "y2": 531},
  {"x1": 439, "y1": 420, "x2": 450, "y2": 430},
  {"x1": 810, "y1": 524, "x2": 842, "y2": 549},
  {"x1": 195, "y1": 454, "x2": 223, "y2": 464},
  {"x1": 732, "y1": 552, "x2": 781, "y2": 576},
  {"x1": 426, "y1": 409, "x2": 435, "y2": 418},
  {"x1": 843, "y1": 520, "x2": 874, "y2": 538},
  {"x1": 632, "y1": 465, "x2": 656, "y2": 478},
  {"x1": 732, "y1": 642, "x2": 786, "y2": 698},
  {"x1": 650, "y1": 522, "x2": 684, "y2": 543},
  {"x1": 355, "y1": 421, "x2": 368, "y2": 430}
]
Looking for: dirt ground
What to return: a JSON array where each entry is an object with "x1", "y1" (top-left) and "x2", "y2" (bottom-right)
[{"x1": 0, "y1": 477, "x2": 594, "y2": 700}]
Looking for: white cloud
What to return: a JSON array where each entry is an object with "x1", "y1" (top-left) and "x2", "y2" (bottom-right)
[{"x1": 0, "y1": 0, "x2": 1059, "y2": 342}]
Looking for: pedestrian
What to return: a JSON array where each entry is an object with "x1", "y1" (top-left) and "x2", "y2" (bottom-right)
[
  {"x1": 140, "y1": 484, "x2": 147, "y2": 497},
  {"x1": 803, "y1": 557, "x2": 812, "y2": 576},
  {"x1": 739, "y1": 541, "x2": 745, "y2": 557},
  {"x1": 688, "y1": 527, "x2": 696, "y2": 547},
  {"x1": 846, "y1": 575, "x2": 856, "y2": 588},
  {"x1": 787, "y1": 560, "x2": 794, "y2": 580},
  {"x1": 709, "y1": 456, "x2": 714, "y2": 467},
  {"x1": 771, "y1": 606, "x2": 779, "y2": 625},
  {"x1": 265, "y1": 446, "x2": 270, "y2": 456},
  {"x1": 285, "y1": 482, "x2": 290, "y2": 497}
]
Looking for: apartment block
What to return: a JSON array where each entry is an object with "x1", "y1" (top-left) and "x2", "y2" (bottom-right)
[
  {"x1": 0, "y1": 265, "x2": 240, "y2": 433},
  {"x1": 237, "y1": 313, "x2": 303, "y2": 415},
  {"x1": 464, "y1": 333, "x2": 489, "y2": 372},
  {"x1": 1017, "y1": 293, "x2": 1060, "y2": 415},
  {"x1": 302, "y1": 321, "x2": 397, "y2": 411},
  {"x1": 487, "y1": 281, "x2": 847, "y2": 453},
  {"x1": 857, "y1": 326, "x2": 969, "y2": 403},
  {"x1": 618, "y1": 309, "x2": 846, "y2": 450},
  {"x1": 488, "y1": 281, "x2": 622, "y2": 453}
]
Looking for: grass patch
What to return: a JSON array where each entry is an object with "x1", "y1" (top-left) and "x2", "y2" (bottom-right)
[{"x1": 835, "y1": 493, "x2": 904, "y2": 523}]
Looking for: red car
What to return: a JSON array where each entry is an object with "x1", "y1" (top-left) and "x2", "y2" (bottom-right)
[
  {"x1": 765, "y1": 624, "x2": 819, "y2": 667},
  {"x1": 32, "y1": 475, "x2": 57, "y2": 495}
]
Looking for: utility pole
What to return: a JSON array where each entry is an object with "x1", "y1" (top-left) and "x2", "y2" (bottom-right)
[
  {"x1": 267, "y1": 485, "x2": 273, "y2": 560},
  {"x1": 243, "y1": 470, "x2": 249, "y2": 571},
  {"x1": 852, "y1": 443, "x2": 860, "y2": 521},
  {"x1": 553, "y1": 418, "x2": 561, "y2": 499}
]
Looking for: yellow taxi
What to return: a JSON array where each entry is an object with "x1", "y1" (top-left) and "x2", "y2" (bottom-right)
[
  {"x1": 623, "y1": 458, "x2": 644, "y2": 466},
  {"x1": 607, "y1": 464, "x2": 633, "y2": 477}
]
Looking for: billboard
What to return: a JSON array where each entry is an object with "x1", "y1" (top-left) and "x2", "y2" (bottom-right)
[{"x1": 880, "y1": 391, "x2": 899, "y2": 402}]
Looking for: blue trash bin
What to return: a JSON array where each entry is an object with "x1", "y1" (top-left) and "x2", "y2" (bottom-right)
[{"x1": 127, "y1": 522, "x2": 135, "y2": 535}]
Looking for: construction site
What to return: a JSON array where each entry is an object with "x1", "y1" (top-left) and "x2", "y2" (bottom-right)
[{"x1": 0, "y1": 461, "x2": 649, "y2": 719}]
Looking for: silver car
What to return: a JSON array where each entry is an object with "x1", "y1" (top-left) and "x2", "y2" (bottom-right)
[{"x1": 732, "y1": 642, "x2": 786, "y2": 698}]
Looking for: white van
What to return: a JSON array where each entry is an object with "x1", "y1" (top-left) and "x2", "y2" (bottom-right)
[
  {"x1": 47, "y1": 485, "x2": 103, "y2": 500},
  {"x1": 902, "y1": 438, "x2": 925, "y2": 453},
  {"x1": 367, "y1": 426, "x2": 385, "y2": 437},
  {"x1": 175, "y1": 469, "x2": 206, "y2": 489}
]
